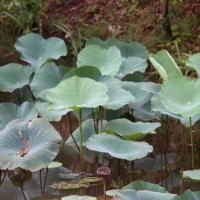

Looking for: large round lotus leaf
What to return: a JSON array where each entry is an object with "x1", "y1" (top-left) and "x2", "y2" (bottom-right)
[
  {"x1": 61, "y1": 195, "x2": 96, "y2": 200},
  {"x1": 186, "y1": 53, "x2": 200, "y2": 76},
  {"x1": 151, "y1": 92, "x2": 200, "y2": 127},
  {"x1": 0, "y1": 101, "x2": 38, "y2": 130},
  {"x1": 140, "y1": 82, "x2": 161, "y2": 94},
  {"x1": 0, "y1": 118, "x2": 61, "y2": 171},
  {"x1": 122, "y1": 82, "x2": 152, "y2": 109},
  {"x1": 63, "y1": 66, "x2": 102, "y2": 81},
  {"x1": 122, "y1": 72, "x2": 147, "y2": 82},
  {"x1": 0, "y1": 63, "x2": 33, "y2": 92},
  {"x1": 47, "y1": 76, "x2": 109, "y2": 110},
  {"x1": 99, "y1": 76, "x2": 135, "y2": 110},
  {"x1": 114, "y1": 189, "x2": 178, "y2": 200},
  {"x1": 86, "y1": 133, "x2": 153, "y2": 161},
  {"x1": 149, "y1": 50, "x2": 182, "y2": 80},
  {"x1": 133, "y1": 102, "x2": 157, "y2": 121},
  {"x1": 160, "y1": 76, "x2": 200, "y2": 118},
  {"x1": 35, "y1": 90, "x2": 72, "y2": 121},
  {"x1": 66, "y1": 119, "x2": 107, "y2": 145},
  {"x1": 30, "y1": 62, "x2": 64, "y2": 97},
  {"x1": 183, "y1": 170, "x2": 200, "y2": 182},
  {"x1": 104, "y1": 118, "x2": 160, "y2": 140},
  {"x1": 122, "y1": 181, "x2": 167, "y2": 193},
  {"x1": 14, "y1": 32, "x2": 67, "y2": 70},
  {"x1": 180, "y1": 189, "x2": 200, "y2": 200},
  {"x1": 86, "y1": 37, "x2": 119, "y2": 47},
  {"x1": 77, "y1": 44, "x2": 122, "y2": 77}
]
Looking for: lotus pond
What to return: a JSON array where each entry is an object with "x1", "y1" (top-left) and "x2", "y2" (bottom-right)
[{"x1": 0, "y1": 33, "x2": 200, "y2": 200}]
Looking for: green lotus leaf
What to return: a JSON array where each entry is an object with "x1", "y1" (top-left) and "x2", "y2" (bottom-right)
[
  {"x1": 30, "y1": 62, "x2": 64, "y2": 97},
  {"x1": 0, "y1": 101, "x2": 38, "y2": 130},
  {"x1": 180, "y1": 189, "x2": 200, "y2": 200},
  {"x1": 160, "y1": 76, "x2": 200, "y2": 118},
  {"x1": 122, "y1": 82, "x2": 152, "y2": 109},
  {"x1": 77, "y1": 44, "x2": 122, "y2": 77},
  {"x1": 0, "y1": 118, "x2": 61, "y2": 171},
  {"x1": 47, "y1": 76, "x2": 109, "y2": 110},
  {"x1": 104, "y1": 118, "x2": 160, "y2": 139},
  {"x1": 14, "y1": 32, "x2": 67, "y2": 70},
  {"x1": 122, "y1": 181, "x2": 167, "y2": 193},
  {"x1": 151, "y1": 92, "x2": 200, "y2": 127},
  {"x1": 86, "y1": 133, "x2": 153, "y2": 160},
  {"x1": 61, "y1": 195, "x2": 96, "y2": 200},
  {"x1": 35, "y1": 90, "x2": 72, "y2": 121},
  {"x1": 140, "y1": 82, "x2": 161, "y2": 94},
  {"x1": 149, "y1": 50, "x2": 182, "y2": 80},
  {"x1": 186, "y1": 53, "x2": 200, "y2": 76},
  {"x1": 63, "y1": 66, "x2": 102, "y2": 81},
  {"x1": 86, "y1": 37, "x2": 118, "y2": 47},
  {"x1": 48, "y1": 161, "x2": 62, "y2": 168},
  {"x1": 66, "y1": 119, "x2": 107, "y2": 145},
  {"x1": 114, "y1": 189, "x2": 178, "y2": 200},
  {"x1": 183, "y1": 170, "x2": 200, "y2": 182},
  {"x1": 0, "y1": 63, "x2": 33, "y2": 92},
  {"x1": 133, "y1": 102, "x2": 157, "y2": 121}
]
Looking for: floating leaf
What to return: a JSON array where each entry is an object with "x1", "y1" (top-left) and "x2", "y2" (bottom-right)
[
  {"x1": 47, "y1": 76, "x2": 109, "y2": 110},
  {"x1": 86, "y1": 133, "x2": 153, "y2": 161},
  {"x1": 0, "y1": 101, "x2": 38, "y2": 130},
  {"x1": 0, "y1": 119, "x2": 61, "y2": 171},
  {"x1": 50, "y1": 181, "x2": 89, "y2": 189},
  {"x1": 61, "y1": 195, "x2": 96, "y2": 200},
  {"x1": 160, "y1": 76, "x2": 200, "y2": 118},
  {"x1": 0, "y1": 64, "x2": 33, "y2": 92},
  {"x1": 15, "y1": 32, "x2": 67, "y2": 70},
  {"x1": 183, "y1": 170, "x2": 200, "y2": 182},
  {"x1": 104, "y1": 118, "x2": 160, "y2": 139},
  {"x1": 186, "y1": 53, "x2": 200, "y2": 76},
  {"x1": 77, "y1": 45, "x2": 122, "y2": 77},
  {"x1": 79, "y1": 177, "x2": 102, "y2": 184},
  {"x1": 48, "y1": 161, "x2": 62, "y2": 168},
  {"x1": 180, "y1": 189, "x2": 200, "y2": 200},
  {"x1": 30, "y1": 62, "x2": 64, "y2": 97},
  {"x1": 149, "y1": 50, "x2": 182, "y2": 80}
]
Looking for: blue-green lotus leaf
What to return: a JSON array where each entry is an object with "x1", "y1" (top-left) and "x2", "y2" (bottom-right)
[
  {"x1": 114, "y1": 189, "x2": 178, "y2": 200},
  {"x1": 0, "y1": 101, "x2": 38, "y2": 130},
  {"x1": 61, "y1": 195, "x2": 96, "y2": 200},
  {"x1": 122, "y1": 181, "x2": 167, "y2": 193},
  {"x1": 30, "y1": 62, "x2": 64, "y2": 97},
  {"x1": 86, "y1": 37, "x2": 118, "y2": 47},
  {"x1": 0, "y1": 118, "x2": 61, "y2": 171},
  {"x1": 122, "y1": 82, "x2": 152, "y2": 109},
  {"x1": 63, "y1": 66, "x2": 102, "y2": 81},
  {"x1": 77, "y1": 44, "x2": 122, "y2": 77},
  {"x1": 183, "y1": 170, "x2": 200, "y2": 182},
  {"x1": 35, "y1": 90, "x2": 72, "y2": 121},
  {"x1": 149, "y1": 50, "x2": 182, "y2": 80},
  {"x1": 47, "y1": 76, "x2": 109, "y2": 110},
  {"x1": 104, "y1": 118, "x2": 160, "y2": 139},
  {"x1": 14, "y1": 32, "x2": 67, "y2": 70},
  {"x1": 86, "y1": 133, "x2": 153, "y2": 160},
  {"x1": 160, "y1": 76, "x2": 200, "y2": 118},
  {"x1": 0, "y1": 64, "x2": 33, "y2": 92},
  {"x1": 180, "y1": 189, "x2": 200, "y2": 200},
  {"x1": 186, "y1": 53, "x2": 200, "y2": 76}
]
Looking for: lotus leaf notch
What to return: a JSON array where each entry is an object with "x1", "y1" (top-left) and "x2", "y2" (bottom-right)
[{"x1": 0, "y1": 119, "x2": 62, "y2": 172}]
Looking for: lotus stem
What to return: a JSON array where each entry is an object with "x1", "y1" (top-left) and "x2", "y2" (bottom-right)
[
  {"x1": 79, "y1": 109, "x2": 84, "y2": 172},
  {"x1": 189, "y1": 117, "x2": 194, "y2": 169}
]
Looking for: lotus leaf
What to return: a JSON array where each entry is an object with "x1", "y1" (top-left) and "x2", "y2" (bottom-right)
[
  {"x1": 186, "y1": 53, "x2": 200, "y2": 76},
  {"x1": 15, "y1": 32, "x2": 67, "y2": 70},
  {"x1": 50, "y1": 181, "x2": 89, "y2": 189},
  {"x1": 30, "y1": 62, "x2": 64, "y2": 97},
  {"x1": 48, "y1": 161, "x2": 62, "y2": 168},
  {"x1": 77, "y1": 44, "x2": 122, "y2": 77},
  {"x1": 47, "y1": 76, "x2": 109, "y2": 110},
  {"x1": 61, "y1": 195, "x2": 96, "y2": 200},
  {"x1": 0, "y1": 101, "x2": 38, "y2": 130},
  {"x1": 0, "y1": 64, "x2": 33, "y2": 92},
  {"x1": 86, "y1": 133, "x2": 153, "y2": 160},
  {"x1": 180, "y1": 189, "x2": 200, "y2": 200},
  {"x1": 0, "y1": 119, "x2": 61, "y2": 171},
  {"x1": 86, "y1": 37, "x2": 118, "y2": 47},
  {"x1": 149, "y1": 50, "x2": 182, "y2": 80},
  {"x1": 160, "y1": 76, "x2": 200, "y2": 118},
  {"x1": 183, "y1": 170, "x2": 200, "y2": 182},
  {"x1": 35, "y1": 90, "x2": 72, "y2": 121},
  {"x1": 104, "y1": 118, "x2": 160, "y2": 139}
]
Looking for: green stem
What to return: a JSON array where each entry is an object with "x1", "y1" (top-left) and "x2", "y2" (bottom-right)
[
  {"x1": 79, "y1": 109, "x2": 83, "y2": 172},
  {"x1": 189, "y1": 117, "x2": 194, "y2": 169}
]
